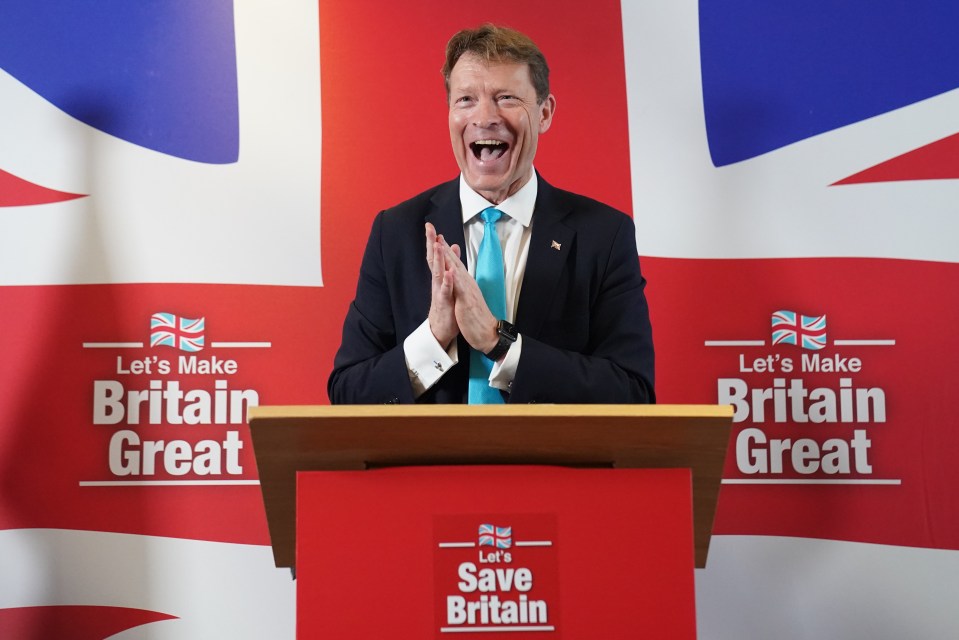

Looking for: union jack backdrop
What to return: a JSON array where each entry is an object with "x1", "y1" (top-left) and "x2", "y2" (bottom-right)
[{"x1": 1, "y1": 0, "x2": 957, "y2": 638}]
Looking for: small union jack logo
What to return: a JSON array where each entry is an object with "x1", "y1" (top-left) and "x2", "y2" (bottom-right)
[
  {"x1": 478, "y1": 524, "x2": 512, "y2": 549},
  {"x1": 771, "y1": 310, "x2": 826, "y2": 350},
  {"x1": 150, "y1": 312, "x2": 205, "y2": 352}
]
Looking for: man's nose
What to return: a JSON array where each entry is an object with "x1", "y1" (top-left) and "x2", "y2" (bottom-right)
[{"x1": 473, "y1": 98, "x2": 502, "y2": 127}]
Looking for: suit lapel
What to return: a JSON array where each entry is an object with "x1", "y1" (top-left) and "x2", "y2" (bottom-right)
[
  {"x1": 516, "y1": 175, "x2": 575, "y2": 337},
  {"x1": 425, "y1": 179, "x2": 467, "y2": 268}
]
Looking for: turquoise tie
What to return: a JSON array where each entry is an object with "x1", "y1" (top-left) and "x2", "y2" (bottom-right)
[{"x1": 468, "y1": 207, "x2": 507, "y2": 404}]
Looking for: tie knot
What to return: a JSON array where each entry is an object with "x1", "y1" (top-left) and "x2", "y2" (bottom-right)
[{"x1": 481, "y1": 207, "x2": 502, "y2": 225}]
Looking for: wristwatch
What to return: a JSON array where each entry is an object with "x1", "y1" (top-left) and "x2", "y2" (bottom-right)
[{"x1": 485, "y1": 320, "x2": 518, "y2": 361}]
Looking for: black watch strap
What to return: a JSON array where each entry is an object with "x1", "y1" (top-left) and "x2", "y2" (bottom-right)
[{"x1": 485, "y1": 320, "x2": 518, "y2": 361}]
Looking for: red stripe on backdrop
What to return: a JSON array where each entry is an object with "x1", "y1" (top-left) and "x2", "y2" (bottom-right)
[
  {"x1": 0, "y1": 605, "x2": 176, "y2": 640},
  {"x1": 644, "y1": 256, "x2": 959, "y2": 550},
  {"x1": 833, "y1": 131, "x2": 959, "y2": 185},
  {"x1": 0, "y1": 168, "x2": 86, "y2": 206},
  {"x1": 319, "y1": 0, "x2": 634, "y2": 320}
]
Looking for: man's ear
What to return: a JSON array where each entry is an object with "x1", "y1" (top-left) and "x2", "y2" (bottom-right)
[{"x1": 538, "y1": 94, "x2": 556, "y2": 134}]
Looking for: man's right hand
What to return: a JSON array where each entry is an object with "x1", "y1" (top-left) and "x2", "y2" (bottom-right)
[{"x1": 426, "y1": 222, "x2": 460, "y2": 348}]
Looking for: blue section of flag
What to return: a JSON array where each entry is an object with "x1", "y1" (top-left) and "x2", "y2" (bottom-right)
[
  {"x1": 0, "y1": 0, "x2": 239, "y2": 164},
  {"x1": 700, "y1": 0, "x2": 959, "y2": 166}
]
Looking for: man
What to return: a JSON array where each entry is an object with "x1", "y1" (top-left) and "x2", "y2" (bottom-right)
[{"x1": 328, "y1": 24, "x2": 654, "y2": 404}]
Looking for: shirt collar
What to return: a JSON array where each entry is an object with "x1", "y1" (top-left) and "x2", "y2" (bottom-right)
[{"x1": 458, "y1": 170, "x2": 537, "y2": 227}]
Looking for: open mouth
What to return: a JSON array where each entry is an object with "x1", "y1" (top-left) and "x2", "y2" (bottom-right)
[{"x1": 470, "y1": 139, "x2": 509, "y2": 162}]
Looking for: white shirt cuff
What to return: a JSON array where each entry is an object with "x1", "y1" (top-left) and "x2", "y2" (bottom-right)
[
  {"x1": 489, "y1": 333, "x2": 521, "y2": 393},
  {"x1": 404, "y1": 320, "x2": 458, "y2": 398}
]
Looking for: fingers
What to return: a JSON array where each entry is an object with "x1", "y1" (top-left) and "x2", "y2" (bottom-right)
[
  {"x1": 440, "y1": 265, "x2": 455, "y2": 298},
  {"x1": 427, "y1": 223, "x2": 467, "y2": 270},
  {"x1": 425, "y1": 223, "x2": 437, "y2": 270},
  {"x1": 434, "y1": 234, "x2": 466, "y2": 277},
  {"x1": 429, "y1": 265, "x2": 457, "y2": 348},
  {"x1": 425, "y1": 225, "x2": 477, "y2": 349},
  {"x1": 432, "y1": 240, "x2": 443, "y2": 279},
  {"x1": 427, "y1": 224, "x2": 463, "y2": 284},
  {"x1": 427, "y1": 224, "x2": 459, "y2": 346},
  {"x1": 432, "y1": 237, "x2": 494, "y2": 350}
]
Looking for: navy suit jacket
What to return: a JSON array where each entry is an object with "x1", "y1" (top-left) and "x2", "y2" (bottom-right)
[{"x1": 328, "y1": 174, "x2": 655, "y2": 404}]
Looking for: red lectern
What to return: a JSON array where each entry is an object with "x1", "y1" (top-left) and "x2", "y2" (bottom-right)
[{"x1": 249, "y1": 404, "x2": 733, "y2": 639}]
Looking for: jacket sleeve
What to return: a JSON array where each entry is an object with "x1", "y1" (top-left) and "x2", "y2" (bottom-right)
[{"x1": 327, "y1": 211, "x2": 417, "y2": 404}]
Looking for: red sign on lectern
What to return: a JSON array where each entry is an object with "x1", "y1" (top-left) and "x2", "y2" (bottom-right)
[{"x1": 296, "y1": 466, "x2": 695, "y2": 639}]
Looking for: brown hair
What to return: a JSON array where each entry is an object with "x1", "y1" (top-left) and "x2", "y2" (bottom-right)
[{"x1": 442, "y1": 24, "x2": 550, "y2": 104}]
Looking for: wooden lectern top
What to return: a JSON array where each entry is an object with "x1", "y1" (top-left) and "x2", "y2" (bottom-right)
[{"x1": 248, "y1": 404, "x2": 733, "y2": 569}]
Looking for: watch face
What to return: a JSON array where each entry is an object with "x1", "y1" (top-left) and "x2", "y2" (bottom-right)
[
  {"x1": 487, "y1": 321, "x2": 517, "y2": 360},
  {"x1": 498, "y1": 320, "x2": 517, "y2": 341}
]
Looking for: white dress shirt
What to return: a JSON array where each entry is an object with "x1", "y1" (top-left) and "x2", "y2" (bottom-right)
[{"x1": 403, "y1": 173, "x2": 536, "y2": 398}]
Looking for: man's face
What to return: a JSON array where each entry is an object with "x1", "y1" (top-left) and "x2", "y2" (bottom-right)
[{"x1": 448, "y1": 53, "x2": 555, "y2": 204}]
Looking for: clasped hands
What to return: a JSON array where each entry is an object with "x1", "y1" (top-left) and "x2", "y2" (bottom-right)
[{"x1": 425, "y1": 222, "x2": 500, "y2": 356}]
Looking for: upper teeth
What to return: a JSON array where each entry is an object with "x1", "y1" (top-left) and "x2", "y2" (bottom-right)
[{"x1": 475, "y1": 140, "x2": 504, "y2": 146}]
